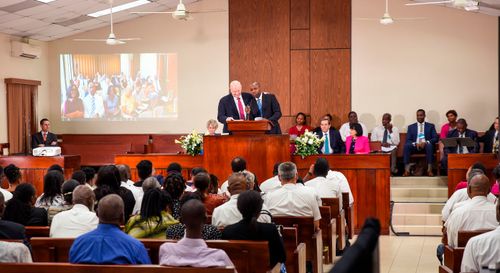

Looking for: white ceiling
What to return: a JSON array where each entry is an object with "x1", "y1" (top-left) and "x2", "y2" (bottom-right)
[
  {"x1": 407, "y1": 0, "x2": 500, "y2": 16},
  {"x1": 0, "y1": 0, "x2": 200, "y2": 41}
]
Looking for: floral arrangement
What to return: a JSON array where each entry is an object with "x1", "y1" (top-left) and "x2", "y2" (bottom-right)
[
  {"x1": 175, "y1": 131, "x2": 203, "y2": 156},
  {"x1": 294, "y1": 130, "x2": 324, "y2": 158}
]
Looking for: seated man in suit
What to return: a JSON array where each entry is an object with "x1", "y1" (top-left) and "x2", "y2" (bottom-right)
[
  {"x1": 461, "y1": 195, "x2": 500, "y2": 273},
  {"x1": 317, "y1": 117, "x2": 344, "y2": 154},
  {"x1": 217, "y1": 80, "x2": 256, "y2": 134},
  {"x1": 248, "y1": 82, "x2": 282, "y2": 134},
  {"x1": 31, "y1": 118, "x2": 57, "y2": 149},
  {"x1": 441, "y1": 118, "x2": 478, "y2": 169},
  {"x1": 403, "y1": 109, "x2": 439, "y2": 177}
]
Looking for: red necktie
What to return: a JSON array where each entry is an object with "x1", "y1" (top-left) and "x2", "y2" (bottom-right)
[
  {"x1": 43, "y1": 133, "x2": 47, "y2": 142},
  {"x1": 237, "y1": 98, "x2": 245, "y2": 120}
]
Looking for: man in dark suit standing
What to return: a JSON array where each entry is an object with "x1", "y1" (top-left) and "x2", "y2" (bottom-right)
[
  {"x1": 403, "y1": 109, "x2": 439, "y2": 177},
  {"x1": 31, "y1": 118, "x2": 58, "y2": 150},
  {"x1": 217, "y1": 80, "x2": 256, "y2": 134},
  {"x1": 0, "y1": 193, "x2": 26, "y2": 240},
  {"x1": 248, "y1": 82, "x2": 282, "y2": 134},
  {"x1": 316, "y1": 117, "x2": 344, "y2": 154}
]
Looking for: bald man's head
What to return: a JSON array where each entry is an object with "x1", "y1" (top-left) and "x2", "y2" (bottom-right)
[
  {"x1": 228, "y1": 173, "x2": 247, "y2": 195},
  {"x1": 180, "y1": 199, "x2": 206, "y2": 231},
  {"x1": 97, "y1": 194, "x2": 124, "y2": 225},
  {"x1": 72, "y1": 185, "x2": 95, "y2": 210},
  {"x1": 467, "y1": 174, "x2": 490, "y2": 198}
]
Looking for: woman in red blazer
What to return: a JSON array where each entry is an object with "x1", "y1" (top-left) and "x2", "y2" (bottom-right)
[{"x1": 345, "y1": 123, "x2": 371, "y2": 154}]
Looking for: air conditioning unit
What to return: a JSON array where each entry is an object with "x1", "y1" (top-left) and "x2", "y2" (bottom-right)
[{"x1": 11, "y1": 41, "x2": 41, "y2": 59}]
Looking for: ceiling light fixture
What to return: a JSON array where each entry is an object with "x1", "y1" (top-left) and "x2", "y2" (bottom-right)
[
  {"x1": 35, "y1": 0, "x2": 56, "y2": 3},
  {"x1": 88, "y1": 0, "x2": 151, "y2": 18}
]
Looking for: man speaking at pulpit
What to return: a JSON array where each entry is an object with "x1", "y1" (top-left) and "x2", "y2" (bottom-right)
[
  {"x1": 31, "y1": 118, "x2": 58, "y2": 149},
  {"x1": 217, "y1": 80, "x2": 255, "y2": 133},
  {"x1": 248, "y1": 82, "x2": 282, "y2": 134}
]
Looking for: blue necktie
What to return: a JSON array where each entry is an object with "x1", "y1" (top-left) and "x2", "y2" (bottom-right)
[
  {"x1": 257, "y1": 98, "x2": 262, "y2": 116},
  {"x1": 324, "y1": 133, "x2": 330, "y2": 154}
]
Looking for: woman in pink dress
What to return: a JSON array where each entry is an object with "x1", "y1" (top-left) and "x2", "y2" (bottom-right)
[
  {"x1": 439, "y1": 110, "x2": 458, "y2": 160},
  {"x1": 289, "y1": 112, "x2": 311, "y2": 153},
  {"x1": 345, "y1": 123, "x2": 370, "y2": 154}
]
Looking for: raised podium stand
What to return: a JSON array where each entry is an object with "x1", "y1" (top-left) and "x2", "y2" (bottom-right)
[{"x1": 227, "y1": 120, "x2": 272, "y2": 135}]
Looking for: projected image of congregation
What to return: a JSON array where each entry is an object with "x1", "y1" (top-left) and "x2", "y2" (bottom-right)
[{"x1": 60, "y1": 53, "x2": 178, "y2": 120}]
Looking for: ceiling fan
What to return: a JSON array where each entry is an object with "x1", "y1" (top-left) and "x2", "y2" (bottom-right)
[
  {"x1": 131, "y1": 0, "x2": 226, "y2": 21},
  {"x1": 74, "y1": 1, "x2": 140, "y2": 45},
  {"x1": 405, "y1": 0, "x2": 480, "y2": 11},
  {"x1": 355, "y1": 0, "x2": 426, "y2": 25}
]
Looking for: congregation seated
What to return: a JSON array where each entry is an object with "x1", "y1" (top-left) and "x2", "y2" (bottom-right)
[
  {"x1": 134, "y1": 159, "x2": 155, "y2": 188},
  {"x1": 159, "y1": 199, "x2": 234, "y2": 269},
  {"x1": 47, "y1": 179, "x2": 80, "y2": 225},
  {"x1": 125, "y1": 188, "x2": 178, "y2": 239},
  {"x1": 81, "y1": 167, "x2": 97, "y2": 189},
  {"x1": 93, "y1": 165, "x2": 135, "y2": 222},
  {"x1": 259, "y1": 162, "x2": 281, "y2": 193},
  {"x1": 326, "y1": 171, "x2": 354, "y2": 207},
  {"x1": 69, "y1": 194, "x2": 151, "y2": 264},
  {"x1": 403, "y1": 109, "x2": 439, "y2": 177},
  {"x1": 0, "y1": 166, "x2": 13, "y2": 201},
  {"x1": 47, "y1": 164, "x2": 64, "y2": 175},
  {"x1": 50, "y1": 185, "x2": 98, "y2": 238},
  {"x1": 303, "y1": 158, "x2": 342, "y2": 207},
  {"x1": 317, "y1": 117, "x2": 344, "y2": 155},
  {"x1": 453, "y1": 162, "x2": 486, "y2": 192},
  {"x1": 212, "y1": 173, "x2": 271, "y2": 228},
  {"x1": 345, "y1": 123, "x2": 370, "y2": 155},
  {"x1": 71, "y1": 170, "x2": 87, "y2": 186},
  {"x1": 4, "y1": 164, "x2": 21, "y2": 192},
  {"x1": 34, "y1": 170, "x2": 65, "y2": 210},
  {"x1": 193, "y1": 172, "x2": 226, "y2": 215},
  {"x1": 461, "y1": 199, "x2": 500, "y2": 272},
  {"x1": 117, "y1": 164, "x2": 143, "y2": 215},
  {"x1": 444, "y1": 174, "x2": 498, "y2": 247},
  {"x1": 0, "y1": 241, "x2": 32, "y2": 263},
  {"x1": 220, "y1": 157, "x2": 248, "y2": 194},
  {"x1": 370, "y1": 113, "x2": 400, "y2": 174},
  {"x1": 478, "y1": 117, "x2": 499, "y2": 153},
  {"x1": 3, "y1": 183, "x2": 47, "y2": 226},
  {"x1": 185, "y1": 167, "x2": 208, "y2": 192},
  {"x1": 166, "y1": 192, "x2": 222, "y2": 240},
  {"x1": 222, "y1": 190, "x2": 286, "y2": 268},
  {"x1": 263, "y1": 162, "x2": 321, "y2": 230},
  {"x1": 163, "y1": 171, "x2": 186, "y2": 219},
  {"x1": 0, "y1": 192, "x2": 26, "y2": 240},
  {"x1": 339, "y1": 111, "x2": 368, "y2": 142},
  {"x1": 289, "y1": 112, "x2": 312, "y2": 154}
]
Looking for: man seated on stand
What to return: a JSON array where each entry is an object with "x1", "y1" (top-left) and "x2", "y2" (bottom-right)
[
  {"x1": 217, "y1": 80, "x2": 256, "y2": 134},
  {"x1": 403, "y1": 109, "x2": 438, "y2": 177},
  {"x1": 248, "y1": 82, "x2": 282, "y2": 134},
  {"x1": 339, "y1": 111, "x2": 368, "y2": 142},
  {"x1": 441, "y1": 118, "x2": 479, "y2": 170},
  {"x1": 31, "y1": 118, "x2": 57, "y2": 149},
  {"x1": 371, "y1": 113, "x2": 400, "y2": 174},
  {"x1": 317, "y1": 117, "x2": 344, "y2": 155}
]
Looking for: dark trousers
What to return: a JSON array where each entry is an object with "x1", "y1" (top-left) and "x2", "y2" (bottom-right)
[{"x1": 403, "y1": 143, "x2": 434, "y2": 165}]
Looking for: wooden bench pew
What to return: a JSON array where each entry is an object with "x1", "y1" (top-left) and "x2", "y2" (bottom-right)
[
  {"x1": 321, "y1": 197, "x2": 346, "y2": 251},
  {"x1": 281, "y1": 227, "x2": 306, "y2": 273},
  {"x1": 0, "y1": 262, "x2": 234, "y2": 273},
  {"x1": 319, "y1": 206, "x2": 336, "y2": 264},
  {"x1": 439, "y1": 229, "x2": 493, "y2": 273},
  {"x1": 25, "y1": 226, "x2": 49, "y2": 238},
  {"x1": 30, "y1": 238, "x2": 280, "y2": 273},
  {"x1": 341, "y1": 192, "x2": 354, "y2": 239},
  {"x1": 272, "y1": 216, "x2": 323, "y2": 273}
]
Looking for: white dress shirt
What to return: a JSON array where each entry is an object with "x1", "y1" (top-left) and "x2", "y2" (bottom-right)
[
  {"x1": 327, "y1": 170, "x2": 354, "y2": 206},
  {"x1": 220, "y1": 180, "x2": 229, "y2": 194},
  {"x1": 83, "y1": 93, "x2": 105, "y2": 118},
  {"x1": 456, "y1": 132, "x2": 469, "y2": 154},
  {"x1": 211, "y1": 194, "x2": 271, "y2": 228},
  {"x1": 370, "y1": 125, "x2": 400, "y2": 152},
  {"x1": 461, "y1": 226, "x2": 500, "y2": 273},
  {"x1": 50, "y1": 204, "x2": 98, "y2": 238},
  {"x1": 264, "y1": 183, "x2": 322, "y2": 221},
  {"x1": 442, "y1": 188, "x2": 497, "y2": 222},
  {"x1": 0, "y1": 241, "x2": 32, "y2": 263},
  {"x1": 305, "y1": 176, "x2": 342, "y2": 212},
  {"x1": 339, "y1": 122, "x2": 368, "y2": 142},
  {"x1": 445, "y1": 196, "x2": 498, "y2": 247},
  {"x1": 0, "y1": 188, "x2": 12, "y2": 202},
  {"x1": 122, "y1": 180, "x2": 143, "y2": 215},
  {"x1": 259, "y1": 175, "x2": 281, "y2": 193},
  {"x1": 232, "y1": 96, "x2": 247, "y2": 120}
]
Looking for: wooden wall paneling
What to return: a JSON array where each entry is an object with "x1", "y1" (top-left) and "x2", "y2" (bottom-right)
[
  {"x1": 447, "y1": 154, "x2": 498, "y2": 196},
  {"x1": 229, "y1": 0, "x2": 291, "y2": 116},
  {"x1": 310, "y1": 0, "x2": 351, "y2": 49},
  {"x1": 291, "y1": 0, "x2": 310, "y2": 29},
  {"x1": 278, "y1": 116, "x2": 298, "y2": 136},
  {"x1": 375, "y1": 169, "x2": 391, "y2": 231},
  {"x1": 310, "y1": 49, "x2": 351, "y2": 128},
  {"x1": 291, "y1": 30, "x2": 310, "y2": 50},
  {"x1": 290, "y1": 50, "x2": 310, "y2": 115}
]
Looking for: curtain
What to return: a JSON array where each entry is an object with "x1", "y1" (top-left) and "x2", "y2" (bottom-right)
[{"x1": 7, "y1": 83, "x2": 37, "y2": 154}]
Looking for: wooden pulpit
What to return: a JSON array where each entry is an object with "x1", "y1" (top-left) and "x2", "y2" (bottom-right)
[{"x1": 227, "y1": 120, "x2": 272, "y2": 135}]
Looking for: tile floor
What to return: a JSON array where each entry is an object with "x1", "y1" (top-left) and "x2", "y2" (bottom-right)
[{"x1": 324, "y1": 235, "x2": 442, "y2": 273}]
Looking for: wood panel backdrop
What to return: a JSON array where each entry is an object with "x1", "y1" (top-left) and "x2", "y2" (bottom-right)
[{"x1": 229, "y1": 0, "x2": 351, "y2": 130}]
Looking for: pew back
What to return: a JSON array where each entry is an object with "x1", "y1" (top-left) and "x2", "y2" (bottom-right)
[
  {"x1": 281, "y1": 227, "x2": 306, "y2": 273},
  {"x1": 321, "y1": 197, "x2": 346, "y2": 250}
]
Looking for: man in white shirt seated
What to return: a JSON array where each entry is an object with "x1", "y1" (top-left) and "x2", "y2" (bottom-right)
[
  {"x1": 0, "y1": 166, "x2": 13, "y2": 202},
  {"x1": 212, "y1": 172, "x2": 271, "y2": 228},
  {"x1": 50, "y1": 185, "x2": 98, "y2": 238},
  {"x1": 264, "y1": 162, "x2": 321, "y2": 230},
  {"x1": 220, "y1": 157, "x2": 247, "y2": 194},
  {"x1": 444, "y1": 174, "x2": 498, "y2": 247},
  {"x1": 259, "y1": 163, "x2": 281, "y2": 193},
  {"x1": 327, "y1": 170, "x2": 354, "y2": 207},
  {"x1": 117, "y1": 164, "x2": 143, "y2": 214},
  {"x1": 461, "y1": 199, "x2": 500, "y2": 273},
  {"x1": 0, "y1": 241, "x2": 32, "y2": 263},
  {"x1": 339, "y1": 111, "x2": 368, "y2": 142},
  {"x1": 304, "y1": 158, "x2": 342, "y2": 211},
  {"x1": 441, "y1": 168, "x2": 497, "y2": 222},
  {"x1": 370, "y1": 113, "x2": 400, "y2": 174}
]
